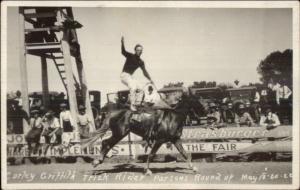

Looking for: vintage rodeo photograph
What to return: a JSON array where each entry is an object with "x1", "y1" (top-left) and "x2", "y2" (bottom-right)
[{"x1": 1, "y1": 1, "x2": 299, "y2": 189}]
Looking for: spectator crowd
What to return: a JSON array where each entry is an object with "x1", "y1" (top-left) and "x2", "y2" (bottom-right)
[
  {"x1": 7, "y1": 91, "x2": 93, "y2": 155},
  {"x1": 185, "y1": 79, "x2": 292, "y2": 129},
  {"x1": 7, "y1": 78, "x2": 292, "y2": 153}
]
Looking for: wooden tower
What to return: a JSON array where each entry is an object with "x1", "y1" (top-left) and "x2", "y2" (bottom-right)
[{"x1": 18, "y1": 7, "x2": 95, "y2": 131}]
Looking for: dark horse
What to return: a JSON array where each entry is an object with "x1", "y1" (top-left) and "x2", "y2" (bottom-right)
[{"x1": 83, "y1": 91, "x2": 205, "y2": 175}]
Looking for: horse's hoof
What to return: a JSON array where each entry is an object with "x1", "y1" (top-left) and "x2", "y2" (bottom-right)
[
  {"x1": 145, "y1": 169, "x2": 152, "y2": 176},
  {"x1": 92, "y1": 159, "x2": 101, "y2": 168}
]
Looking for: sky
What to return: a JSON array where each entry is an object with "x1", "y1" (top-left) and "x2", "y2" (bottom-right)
[{"x1": 6, "y1": 7, "x2": 292, "y2": 105}]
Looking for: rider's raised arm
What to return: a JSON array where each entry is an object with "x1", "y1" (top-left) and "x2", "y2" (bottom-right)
[{"x1": 121, "y1": 37, "x2": 130, "y2": 57}]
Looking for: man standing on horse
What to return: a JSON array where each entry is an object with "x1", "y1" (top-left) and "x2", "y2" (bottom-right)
[{"x1": 120, "y1": 36, "x2": 154, "y2": 111}]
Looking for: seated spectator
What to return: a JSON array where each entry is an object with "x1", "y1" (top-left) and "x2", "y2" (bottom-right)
[
  {"x1": 245, "y1": 99, "x2": 260, "y2": 123},
  {"x1": 234, "y1": 103, "x2": 254, "y2": 127},
  {"x1": 260, "y1": 106, "x2": 280, "y2": 130},
  {"x1": 206, "y1": 103, "x2": 221, "y2": 127},
  {"x1": 77, "y1": 105, "x2": 92, "y2": 139},
  {"x1": 245, "y1": 100, "x2": 251, "y2": 112},
  {"x1": 224, "y1": 102, "x2": 235, "y2": 124},
  {"x1": 14, "y1": 90, "x2": 23, "y2": 107},
  {"x1": 41, "y1": 110, "x2": 62, "y2": 145},
  {"x1": 7, "y1": 99, "x2": 18, "y2": 134},
  {"x1": 12, "y1": 104, "x2": 30, "y2": 134},
  {"x1": 59, "y1": 103, "x2": 74, "y2": 132},
  {"x1": 25, "y1": 109, "x2": 43, "y2": 156}
]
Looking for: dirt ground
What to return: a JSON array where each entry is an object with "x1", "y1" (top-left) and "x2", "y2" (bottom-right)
[{"x1": 7, "y1": 161, "x2": 292, "y2": 184}]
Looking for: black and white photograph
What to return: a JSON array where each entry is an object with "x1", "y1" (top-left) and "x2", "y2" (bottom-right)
[{"x1": 1, "y1": 1, "x2": 299, "y2": 189}]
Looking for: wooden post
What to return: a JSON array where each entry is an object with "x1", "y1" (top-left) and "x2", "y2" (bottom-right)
[
  {"x1": 57, "y1": 10, "x2": 79, "y2": 130},
  {"x1": 61, "y1": 32, "x2": 79, "y2": 130},
  {"x1": 18, "y1": 8, "x2": 29, "y2": 114},
  {"x1": 127, "y1": 133, "x2": 134, "y2": 161},
  {"x1": 41, "y1": 56, "x2": 50, "y2": 109},
  {"x1": 75, "y1": 59, "x2": 96, "y2": 132},
  {"x1": 66, "y1": 7, "x2": 95, "y2": 131}
]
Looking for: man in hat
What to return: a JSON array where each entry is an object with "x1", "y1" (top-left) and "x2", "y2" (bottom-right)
[
  {"x1": 120, "y1": 36, "x2": 154, "y2": 111},
  {"x1": 143, "y1": 85, "x2": 161, "y2": 107},
  {"x1": 11, "y1": 101, "x2": 30, "y2": 134},
  {"x1": 15, "y1": 90, "x2": 23, "y2": 107},
  {"x1": 224, "y1": 101, "x2": 235, "y2": 124},
  {"x1": 259, "y1": 105, "x2": 280, "y2": 130},
  {"x1": 77, "y1": 105, "x2": 92, "y2": 138},
  {"x1": 245, "y1": 99, "x2": 260, "y2": 123},
  {"x1": 41, "y1": 110, "x2": 62, "y2": 145},
  {"x1": 206, "y1": 102, "x2": 221, "y2": 126},
  {"x1": 59, "y1": 103, "x2": 74, "y2": 132},
  {"x1": 25, "y1": 109, "x2": 43, "y2": 156},
  {"x1": 234, "y1": 103, "x2": 254, "y2": 127}
]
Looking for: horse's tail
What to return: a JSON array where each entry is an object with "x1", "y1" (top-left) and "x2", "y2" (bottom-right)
[{"x1": 81, "y1": 114, "x2": 111, "y2": 148}]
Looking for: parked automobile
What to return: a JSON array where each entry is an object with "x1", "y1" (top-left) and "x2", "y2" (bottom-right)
[{"x1": 225, "y1": 86, "x2": 260, "y2": 121}]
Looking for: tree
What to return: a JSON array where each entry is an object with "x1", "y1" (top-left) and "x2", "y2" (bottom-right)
[
  {"x1": 217, "y1": 82, "x2": 233, "y2": 90},
  {"x1": 163, "y1": 82, "x2": 184, "y2": 88},
  {"x1": 257, "y1": 49, "x2": 292, "y2": 88},
  {"x1": 191, "y1": 81, "x2": 217, "y2": 88}
]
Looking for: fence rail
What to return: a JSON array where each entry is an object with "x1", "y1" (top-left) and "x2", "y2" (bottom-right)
[{"x1": 7, "y1": 125, "x2": 292, "y2": 158}]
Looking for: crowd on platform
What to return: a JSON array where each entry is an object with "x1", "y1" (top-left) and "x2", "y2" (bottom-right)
[
  {"x1": 7, "y1": 91, "x2": 93, "y2": 149},
  {"x1": 200, "y1": 101, "x2": 282, "y2": 130},
  {"x1": 189, "y1": 80, "x2": 292, "y2": 129}
]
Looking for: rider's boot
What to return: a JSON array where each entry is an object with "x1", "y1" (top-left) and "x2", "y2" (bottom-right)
[
  {"x1": 130, "y1": 104, "x2": 137, "y2": 112},
  {"x1": 129, "y1": 89, "x2": 138, "y2": 112}
]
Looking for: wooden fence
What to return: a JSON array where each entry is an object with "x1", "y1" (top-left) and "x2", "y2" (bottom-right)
[{"x1": 6, "y1": 125, "x2": 292, "y2": 159}]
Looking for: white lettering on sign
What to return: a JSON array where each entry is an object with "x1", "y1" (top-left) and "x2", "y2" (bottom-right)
[
  {"x1": 120, "y1": 126, "x2": 291, "y2": 142},
  {"x1": 7, "y1": 144, "x2": 132, "y2": 157},
  {"x1": 135, "y1": 142, "x2": 253, "y2": 155},
  {"x1": 7, "y1": 134, "x2": 26, "y2": 144}
]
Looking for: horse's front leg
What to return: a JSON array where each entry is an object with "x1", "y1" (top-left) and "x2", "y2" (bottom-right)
[
  {"x1": 92, "y1": 135, "x2": 124, "y2": 168},
  {"x1": 145, "y1": 141, "x2": 162, "y2": 176},
  {"x1": 173, "y1": 139, "x2": 198, "y2": 173}
]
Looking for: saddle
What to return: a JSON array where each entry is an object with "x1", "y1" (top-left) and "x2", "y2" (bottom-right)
[{"x1": 128, "y1": 107, "x2": 156, "y2": 124}]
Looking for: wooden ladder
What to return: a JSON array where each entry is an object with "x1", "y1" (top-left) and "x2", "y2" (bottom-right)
[{"x1": 19, "y1": 7, "x2": 96, "y2": 131}]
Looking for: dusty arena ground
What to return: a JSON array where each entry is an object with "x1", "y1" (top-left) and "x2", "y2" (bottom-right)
[{"x1": 7, "y1": 161, "x2": 292, "y2": 184}]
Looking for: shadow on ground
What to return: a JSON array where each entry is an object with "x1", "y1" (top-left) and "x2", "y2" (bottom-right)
[{"x1": 84, "y1": 163, "x2": 191, "y2": 175}]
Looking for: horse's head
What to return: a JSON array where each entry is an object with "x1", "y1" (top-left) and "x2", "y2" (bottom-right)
[{"x1": 175, "y1": 89, "x2": 206, "y2": 117}]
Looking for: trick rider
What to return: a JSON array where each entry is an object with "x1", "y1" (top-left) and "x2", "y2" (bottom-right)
[{"x1": 120, "y1": 36, "x2": 154, "y2": 111}]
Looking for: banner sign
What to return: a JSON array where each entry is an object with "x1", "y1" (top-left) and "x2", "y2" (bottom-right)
[
  {"x1": 7, "y1": 134, "x2": 27, "y2": 144},
  {"x1": 7, "y1": 131, "x2": 113, "y2": 145},
  {"x1": 130, "y1": 125, "x2": 292, "y2": 141},
  {"x1": 7, "y1": 141, "x2": 291, "y2": 158},
  {"x1": 7, "y1": 126, "x2": 292, "y2": 145},
  {"x1": 7, "y1": 144, "x2": 131, "y2": 157},
  {"x1": 134, "y1": 142, "x2": 253, "y2": 155}
]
